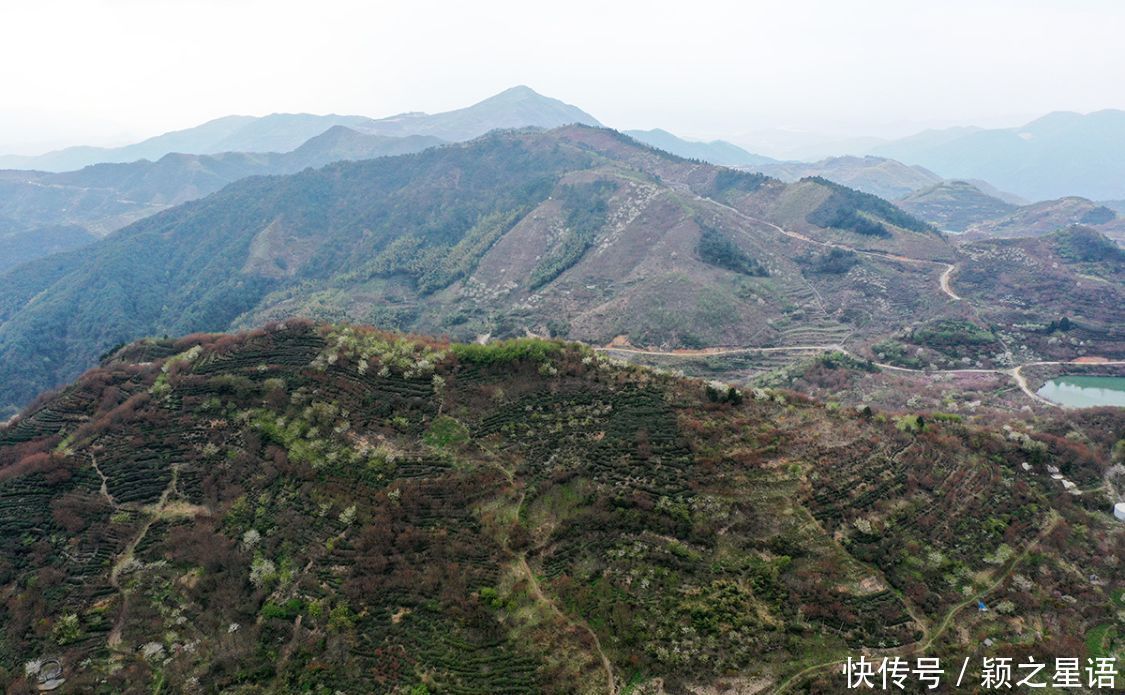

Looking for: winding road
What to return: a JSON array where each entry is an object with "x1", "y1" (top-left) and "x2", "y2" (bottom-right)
[
  {"x1": 684, "y1": 188, "x2": 963, "y2": 301},
  {"x1": 939, "y1": 263, "x2": 962, "y2": 300},
  {"x1": 596, "y1": 188, "x2": 1125, "y2": 407}
]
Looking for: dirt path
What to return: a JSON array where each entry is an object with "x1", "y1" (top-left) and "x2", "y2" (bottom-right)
[
  {"x1": 517, "y1": 555, "x2": 617, "y2": 694},
  {"x1": 923, "y1": 514, "x2": 1059, "y2": 651},
  {"x1": 500, "y1": 481, "x2": 615, "y2": 693},
  {"x1": 939, "y1": 264, "x2": 962, "y2": 301},
  {"x1": 90, "y1": 453, "x2": 115, "y2": 506},
  {"x1": 686, "y1": 189, "x2": 962, "y2": 301},
  {"x1": 1009, "y1": 364, "x2": 1061, "y2": 408},
  {"x1": 598, "y1": 343, "x2": 844, "y2": 358},
  {"x1": 105, "y1": 465, "x2": 209, "y2": 649}
]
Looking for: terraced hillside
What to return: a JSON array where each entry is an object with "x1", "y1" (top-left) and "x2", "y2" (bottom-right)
[
  {"x1": 0, "y1": 126, "x2": 959, "y2": 418},
  {"x1": 1, "y1": 323, "x2": 1123, "y2": 693}
]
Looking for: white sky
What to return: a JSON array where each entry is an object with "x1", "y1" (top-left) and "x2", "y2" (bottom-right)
[{"x1": 1, "y1": 0, "x2": 1123, "y2": 154}]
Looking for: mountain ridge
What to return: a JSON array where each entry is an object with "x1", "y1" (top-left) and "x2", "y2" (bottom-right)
[
  {"x1": 0, "y1": 125, "x2": 951, "y2": 417},
  {"x1": 896, "y1": 180, "x2": 1018, "y2": 232},
  {"x1": 871, "y1": 109, "x2": 1125, "y2": 200},
  {"x1": 623, "y1": 128, "x2": 776, "y2": 166},
  {"x1": 0, "y1": 129, "x2": 446, "y2": 239},
  {"x1": 0, "y1": 86, "x2": 600, "y2": 172}
]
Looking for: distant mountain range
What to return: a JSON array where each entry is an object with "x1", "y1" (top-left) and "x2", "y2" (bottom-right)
[
  {"x1": 623, "y1": 129, "x2": 776, "y2": 166},
  {"x1": 352, "y1": 85, "x2": 601, "y2": 140},
  {"x1": 731, "y1": 154, "x2": 1124, "y2": 239},
  {"x1": 0, "y1": 129, "x2": 445, "y2": 237},
  {"x1": 870, "y1": 110, "x2": 1125, "y2": 201},
  {"x1": 0, "y1": 114, "x2": 378, "y2": 172},
  {"x1": 746, "y1": 155, "x2": 942, "y2": 201},
  {"x1": 0, "y1": 87, "x2": 601, "y2": 266},
  {"x1": 0, "y1": 86, "x2": 599, "y2": 172},
  {"x1": 892, "y1": 179, "x2": 1124, "y2": 241}
]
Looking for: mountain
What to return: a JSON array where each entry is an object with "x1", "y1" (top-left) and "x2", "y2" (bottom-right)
[
  {"x1": 0, "y1": 114, "x2": 380, "y2": 172},
  {"x1": 284, "y1": 127, "x2": 445, "y2": 170},
  {"x1": 952, "y1": 226, "x2": 1125, "y2": 360},
  {"x1": 1101, "y1": 199, "x2": 1125, "y2": 215},
  {"x1": 0, "y1": 86, "x2": 599, "y2": 173},
  {"x1": 740, "y1": 157, "x2": 1027, "y2": 230},
  {"x1": 0, "y1": 86, "x2": 598, "y2": 258},
  {"x1": 896, "y1": 180, "x2": 1018, "y2": 232},
  {"x1": 2, "y1": 321, "x2": 1121, "y2": 693},
  {"x1": 623, "y1": 128, "x2": 776, "y2": 166},
  {"x1": 747, "y1": 155, "x2": 942, "y2": 200},
  {"x1": 871, "y1": 110, "x2": 1125, "y2": 200},
  {"x1": 0, "y1": 219, "x2": 95, "y2": 273},
  {"x1": 0, "y1": 125, "x2": 953, "y2": 418},
  {"x1": 728, "y1": 128, "x2": 889, "y2": 161},
  {"x1": 352, "y1": 85, "x2": 601, "y2": 141},
  {"x1": 0, "y1": 130, "x2": 445, "y2": 241},
  {"x1": 968, "y1": 178, "x2": 1028, "y2": 206},
  {"x1": 961, "y1": 196, "x2": 1125, "y2": 244}
]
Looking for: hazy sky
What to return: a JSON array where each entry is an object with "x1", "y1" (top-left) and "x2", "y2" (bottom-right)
[{"x1": 2, "y1": 0, "x2": 1123, "y2": 155}]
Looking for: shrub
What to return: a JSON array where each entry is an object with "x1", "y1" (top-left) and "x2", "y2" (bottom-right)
[
  {"x1": 451, "y1": 338, "x2": 562, "y2": 366},
  {"x1": 423, "y1": 416, "x2": 469, "y2": 449},
  {"x1": 697, "y1": 225, "x2": 768, "y2": 276},
  {"x1": 260, "y1": 598, "x2": 305, "y2": 621}
]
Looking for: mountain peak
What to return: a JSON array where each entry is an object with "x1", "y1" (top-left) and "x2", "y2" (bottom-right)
[{"x1": 491, "y1": 84, "x2": 541, "y2": 99}]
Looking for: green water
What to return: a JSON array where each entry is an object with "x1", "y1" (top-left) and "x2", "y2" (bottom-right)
[{"x1": 1037, "y1": 376, "x2": 1125, "y2": 408}]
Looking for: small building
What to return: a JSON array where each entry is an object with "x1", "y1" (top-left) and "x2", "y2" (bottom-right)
[{"x1": 1114, "y1": 502, "x2": 1125, "y2": 522}]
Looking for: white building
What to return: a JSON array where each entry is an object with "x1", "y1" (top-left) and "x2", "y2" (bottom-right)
[{"x1": 1114, "y1": 502, "x2": 1125, "y2": 522}]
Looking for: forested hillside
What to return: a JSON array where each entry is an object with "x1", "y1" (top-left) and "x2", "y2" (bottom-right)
[{"x1": 0, "y1": 221, "x2": 95, "y2": 273}]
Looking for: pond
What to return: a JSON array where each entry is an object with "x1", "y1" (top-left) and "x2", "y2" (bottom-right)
[{"x1": 1037, "y1": 375, "x2": 1125, "y2": 408}]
